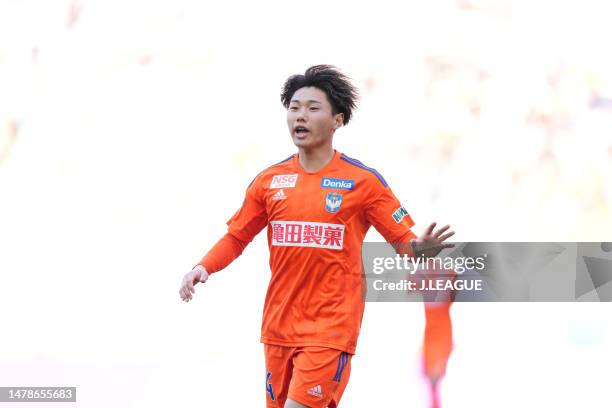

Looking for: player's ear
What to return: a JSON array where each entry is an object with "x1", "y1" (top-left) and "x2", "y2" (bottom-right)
[{"x1": 333, "y1": 113, "x2": 344, "y2": 130}]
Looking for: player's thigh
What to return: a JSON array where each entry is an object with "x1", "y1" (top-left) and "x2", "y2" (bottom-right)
[
  {"x1": 287, "y1": 347, "x2": 352, "y2": 408},
  {"x1": 284, "y1": 398, "x2": 310, "y2": 408},
  {"x1": 264, "y1": 344, "x2": 295, "y2": 408}
]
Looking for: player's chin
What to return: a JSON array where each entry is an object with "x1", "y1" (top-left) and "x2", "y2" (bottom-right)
[
  {"x1": 292, "y1": 134, "x2": 312, "y2": 147},
  {"x1": 291, "y1": 132, "x2": 315, "y2": 147}
]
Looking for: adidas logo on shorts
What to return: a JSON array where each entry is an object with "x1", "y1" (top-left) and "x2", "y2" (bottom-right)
[{"x1": 307, "y1": 384, "x2": 323, "y2": 399}]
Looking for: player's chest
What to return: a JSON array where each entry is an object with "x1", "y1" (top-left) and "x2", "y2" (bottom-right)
[{"x1": 264, "y1": 173, "x2": 360, "y2": 222}]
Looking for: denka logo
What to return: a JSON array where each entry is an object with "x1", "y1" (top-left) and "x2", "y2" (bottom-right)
[
  {"x1": 321, "y1": 177, "x2": 354, "y2": 190},
  {"x1": 270, "y1": 174, "x2": 298, "y2": 189},
  {"x1": 270, "y1": 221, "x2": 344, "y2": 250},
  {"x1": 392, "y1": 206, "x2": 409, "y2": 223}
]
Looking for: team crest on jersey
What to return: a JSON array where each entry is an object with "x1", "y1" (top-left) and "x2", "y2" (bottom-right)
[
  {"x1": 325, "y1": 193, "x2": 342, "y2": 213},
  {"x1": 270, "y1": 174, "x2": 298, "y2": 189}
]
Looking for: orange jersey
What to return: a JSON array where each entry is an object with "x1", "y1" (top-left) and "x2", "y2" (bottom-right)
[{"x1": 224, "y1": 150, "x2": 416, "y2": 354}]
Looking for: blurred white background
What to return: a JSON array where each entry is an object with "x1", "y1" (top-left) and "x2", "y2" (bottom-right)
[{"x1": 1, "y1": 0, "x2": 611, "y2": 406}]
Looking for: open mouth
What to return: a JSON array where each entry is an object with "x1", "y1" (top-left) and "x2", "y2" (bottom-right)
[{"x1": 294, "y1": 126, "x2": 310, "y2": 136}]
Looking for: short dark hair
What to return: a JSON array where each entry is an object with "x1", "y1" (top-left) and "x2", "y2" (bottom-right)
[{"x1": 280, "y1": 65, "x2": 359, "y2": 125}]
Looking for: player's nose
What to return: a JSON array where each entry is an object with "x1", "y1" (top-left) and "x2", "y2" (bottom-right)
[{"x1": 295, "y1": 107, "x2": 308, "y2": 121}]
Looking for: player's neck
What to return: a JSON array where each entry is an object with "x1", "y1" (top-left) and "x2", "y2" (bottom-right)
[{"x1": 297, "y1": 145, "x2": 335, "y2": 173}]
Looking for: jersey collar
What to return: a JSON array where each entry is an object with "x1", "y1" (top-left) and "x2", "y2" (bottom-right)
[{"x1": 292, "y1": 149, "x2": 341, "y2": 175}]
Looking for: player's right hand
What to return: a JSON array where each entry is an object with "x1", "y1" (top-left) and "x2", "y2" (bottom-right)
[{"x1": 179, "y1": 265, "x2": 209, "y2": 302}]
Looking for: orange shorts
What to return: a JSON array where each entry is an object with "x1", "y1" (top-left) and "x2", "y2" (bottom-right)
[{"x1": 264, "y1": 344, "x2": 352, "y2": 408}]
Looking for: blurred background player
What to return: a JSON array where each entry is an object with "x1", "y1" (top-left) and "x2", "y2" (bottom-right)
[{"x1": 423, "y1": 302, "x2": 453, "y2": 408}]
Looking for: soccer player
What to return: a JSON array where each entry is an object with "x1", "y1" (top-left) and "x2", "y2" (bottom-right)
[
  {"x1": 423, "y1": 302, "x2": 453, "y2": 408},
  {"x1": 179, "y1": 65, "x2": 455, "y2": 408}
]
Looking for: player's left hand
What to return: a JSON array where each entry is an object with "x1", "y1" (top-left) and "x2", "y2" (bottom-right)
[{"x1": 411, "y1": 222, "x2": 455, "y2": 258}]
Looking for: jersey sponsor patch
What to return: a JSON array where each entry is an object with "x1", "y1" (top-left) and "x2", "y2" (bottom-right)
[
  {"x1": 270, "y1": 174, "x2": 298, "y2": 189},
  {"x1": 325, "y1": 192, "x2": 342, "y2": 213},
  {"x1": 321, "y1": 177, "x2": 354, "y2": 190},
  {"x1": 392, "y1": 206, "x2": 409, "y2": 223},
  {"x1": 271, "y1": 221, "x2": 344, "y2": 250}
]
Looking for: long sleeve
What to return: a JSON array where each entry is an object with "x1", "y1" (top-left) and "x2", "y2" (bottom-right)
[
  {"x1": 198, "y1": 232, "x2": 250, "y2": 274},
  {"x1": 363, "y1": 177, "x2": 417, "y2": 246},
  {"x1": 196, "y1": 173, "x2": 268, "y2": 274}
]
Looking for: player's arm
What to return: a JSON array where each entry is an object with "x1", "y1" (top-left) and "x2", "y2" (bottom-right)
[{"x1": 179, "y1": 174, "x2": 267, "y2": 302}]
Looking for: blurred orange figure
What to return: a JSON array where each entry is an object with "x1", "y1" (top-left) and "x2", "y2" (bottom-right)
[{"x1": 423, "y1": 302, "x2": 453, "y2": 408}]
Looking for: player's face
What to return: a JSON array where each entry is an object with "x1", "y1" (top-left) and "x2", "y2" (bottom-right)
[{"x1": 287, "y1": 87, "x2": 342, "y2": 150}]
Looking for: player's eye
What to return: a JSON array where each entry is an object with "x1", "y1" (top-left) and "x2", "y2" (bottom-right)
[
  {"x1": 309, "y1": 107, "x2": 319, "y2": 111},
  {"x1": 289, "y1": 106, "x2": 298, "y2": 111}
]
